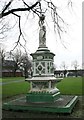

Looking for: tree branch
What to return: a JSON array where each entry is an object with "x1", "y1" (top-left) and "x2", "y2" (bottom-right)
[
  {"x1": 0, "y1": 0, "x2": 40, "y2": 18},
  {"x1": 22, "y1": 0, "x2": 40, "y2": 16},
  {"x1": 0, "y1": 0, "x2": 73, "y2": 51},
  {"x1": 2, "y1": 0, "x2": 14, "y2": 14}
]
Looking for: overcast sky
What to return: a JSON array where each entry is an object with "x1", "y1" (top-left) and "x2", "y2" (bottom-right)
[
  {"x1": 46, "y1": 0, "x2": 82, "y2": 70},
  {"x1": 28, "y1": 0, "x2": 82, "y2": 70},
  {"x1": 0, "y1": 0, "x2": 82, "y2": 70}
]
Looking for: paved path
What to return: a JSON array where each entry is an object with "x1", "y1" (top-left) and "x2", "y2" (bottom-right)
[{"x1": 0, "y1": 80, "x2": 25, "y2": 85}]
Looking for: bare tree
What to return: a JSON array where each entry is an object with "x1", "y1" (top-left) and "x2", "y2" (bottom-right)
[
  {"x1": 8, "y1": 48, "x2": 22, "y2": 76},
  {"x1": 71, "y1": 60, "x2": 79, "y2": 77},
  {"x1": 20, "y1": 53, "x2": 32, "y2": 78},
  {"x1": 60, "y1": 61, "x2": 68, "y2": 77},
  {"x1": 0, "y1": 0, "x2": 72, "y2": 51},
  {"x1": 9, "y1": 48, "x2": 32, "y2": 77},
  {"x1": 60, "y1": 61, "x2": 68, "y2": 70},
  {"x1": 0, "y1": 44, "x2": 6, "y2": 62},
  {"x1": 71, "y1": 60, "x2": 79, "y2": 70}
]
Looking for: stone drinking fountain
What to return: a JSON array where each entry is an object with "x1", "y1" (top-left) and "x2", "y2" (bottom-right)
[
  {"x1": 3, "y1": 14, "x2": 78, "y2": 113},
  {"x1": 26, "y1": 14, "x2": 62, "y2": 103}
]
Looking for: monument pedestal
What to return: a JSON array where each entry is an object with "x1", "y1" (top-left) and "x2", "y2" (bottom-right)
[
  {"x1": 3, "y1": 95, "x2": 78, "y2": 113},
  {"x1": 2, "y1": 14, "x2": 78, "y2": 114},
  {"x1": 25, "y1": 76, "x2": 62, "y2": 103},
  {"x1": 26, "y1": 92, "x2": 60, "y2": 103}
]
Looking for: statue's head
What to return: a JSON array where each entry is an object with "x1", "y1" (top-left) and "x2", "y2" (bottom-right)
[{"x1": 39, "y1": 14, "x2": 45, "y2": 22}]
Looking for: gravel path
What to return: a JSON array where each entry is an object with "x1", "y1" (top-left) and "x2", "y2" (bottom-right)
[{"x1": 0, "y1": 80, "x2": 24, "y2": 85}]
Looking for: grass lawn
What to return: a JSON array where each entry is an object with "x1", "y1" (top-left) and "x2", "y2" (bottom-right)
[
  {"x1": 1, "y1": 77, "x2": 25, "y2": 83},
  {"x1": 0, "y1": 78, "x2": 2, "y2": 82},
  {"x1": 2, "y1": 77, "x2": 82, "y2": 99},
  {"x1": 56, "y1": 77, "x2": 82, "y2": 95},
  {"x1": 2, "y1": 81, "x2": 30, "y2": 99}
]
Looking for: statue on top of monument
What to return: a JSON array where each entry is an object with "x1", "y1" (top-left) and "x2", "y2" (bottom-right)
[
  {"x1": 39, "y1": 14, "x2": 46, "y2": 47},
  {"x1": 39, "y1": 14, "x2": 45, "y2": 27}
]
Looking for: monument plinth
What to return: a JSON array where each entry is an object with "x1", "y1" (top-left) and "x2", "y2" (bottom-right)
[{"x1": 3, "y1": 14, "x2": 78, "y2": 113}]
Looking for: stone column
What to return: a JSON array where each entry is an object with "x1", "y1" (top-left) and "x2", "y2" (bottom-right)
[{"x1": 49, "y1": 81, "x2": 51, "y2": 89}]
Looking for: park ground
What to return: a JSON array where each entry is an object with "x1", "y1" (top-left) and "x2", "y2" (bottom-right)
[{"x1": 1, "y1": 77, "x2": 84, "y2": 119}]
